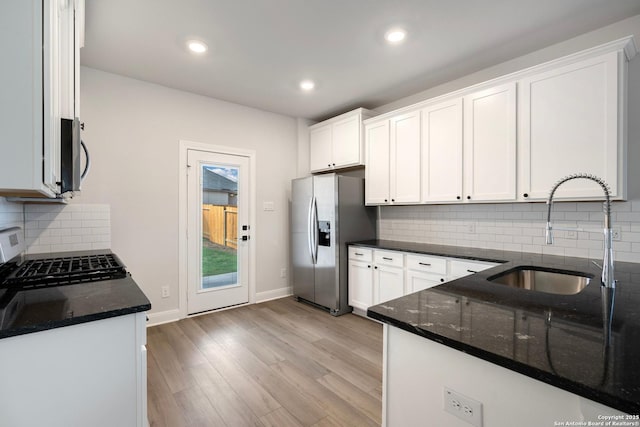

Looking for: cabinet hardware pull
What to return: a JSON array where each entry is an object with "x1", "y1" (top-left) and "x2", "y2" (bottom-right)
[
  {"x1": 367, "y1": 265, "x2": 371, "y2": 268},
  {"x1": 523, "y1": 193, "x2": 529, "y2": 198},
  {"x1": 466, "y1": 196, "x2": 471, "y2": 200},
  {"x1": 418, "y1": 262, "x2": 431, "y2": 266},
  {"x1": 466, "y1": 269, "x2": 478, "y2": 273},
  {"x1": 374, "y1": 266, "x2": 378, "y2": 269},
  {"x1": 382, "y1": 257, "x2": 393, "y2": 261},
  {"x1": 440, "y1": 278, "x2": 445, "y2": 282},
  {"x1": 456, "y1": 196, "x2": 461, "y2": 200},
  {"x1": 355, "y1": 253, "x2": 364, "y2": 256}
]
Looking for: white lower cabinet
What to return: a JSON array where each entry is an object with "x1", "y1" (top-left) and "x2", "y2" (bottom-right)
[
  {"x1": 374, "y1": 264, "x2": 405, "y2": 304},
  {"x1": 406, "y1": 270, "x2": 445, "y2": 293},
  {"x1": 405, "y1": 254, "x2": 447, "y2": 292},
  {"x1": 0, "y1": 312, "x2": 148, "y2": 427},
  {"x1": 449, "y1": 258, "x2": 499, "y2": 279},
  {"x1": 348, "y1": 246, "x2": 500, "y2": 313},
  {"x1": 349, "y1": 259, "x2": 374, "y2": 310},
  {"x1": 373, "y1": 251, "x2": 405, "y2": 304}
]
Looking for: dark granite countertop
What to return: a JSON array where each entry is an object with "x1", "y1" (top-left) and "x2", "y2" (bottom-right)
[
  {"x1": 356, "y1": 239, "x2": 640, "y2": 414},
  {"x1": 0, "y1": 250, "x2": 151, "y2": 339}
]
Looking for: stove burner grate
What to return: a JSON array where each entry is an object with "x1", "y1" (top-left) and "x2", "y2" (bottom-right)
[{"x1": 2, "y1": 253, "x2": 127, "y2": 289}]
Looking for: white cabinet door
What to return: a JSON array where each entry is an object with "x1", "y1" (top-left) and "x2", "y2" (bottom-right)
[
  {"x1": 365, "y1": 121, "x2": 391, "y2": 205},
  {"x1": 463, "y1": 82, "x2": 517, "y2": 202},
  {"x1": 374, "y1": 264, "x2": 404, "y2": 304},
  {"x1": 421, "y1": 98, "x2": 463, "y2": 202},
  {"x1": 390, "y1": 111, "x2": 421, "y2": 204},
  {"x1": 332, "y1": 114, "x2": 360, "y2": 167},
  {"x1": 0, "y1": 0, "x2": 82, "y2": 198},
  {"x1": 518, "y1": 51, "x2": 622, "y2": 200},
  {"x1": 309, "y1": 125, "x2": 333, "y2": 172},
  {"x1": 406, "y1": 270, "x2": 445, "y2": 293},
  {"x1": 348, "y1": 259, "x2": 374, "y2": 311},
  {"x1": 0, "y1": 313, "x2": 147, "y2": 427}
]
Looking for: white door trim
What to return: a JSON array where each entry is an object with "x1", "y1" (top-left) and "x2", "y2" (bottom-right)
[{"x1": 178, "y1": 140, "x2": 257, "y2": 320}]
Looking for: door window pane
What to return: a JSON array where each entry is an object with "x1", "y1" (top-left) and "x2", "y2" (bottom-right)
[{"x1": 201, "y1": 165, "x2": 238, "y2": 289}]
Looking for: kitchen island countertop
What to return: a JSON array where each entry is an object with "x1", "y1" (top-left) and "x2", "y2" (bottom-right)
[{"x1": 354, "y1": 239, "x2": 640, "y2": 414}]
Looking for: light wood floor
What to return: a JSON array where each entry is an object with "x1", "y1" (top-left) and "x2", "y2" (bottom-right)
[{"x1": 147, "y1": 297, "x2": 383, "y2": 427}]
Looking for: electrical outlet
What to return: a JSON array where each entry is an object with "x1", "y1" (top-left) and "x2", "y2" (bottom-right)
[
  {"x1": 612, "y1": 228, "x2": 621, "y2": 241},
  {"x1": 280, "y1": 268, "x2": 287, "y2": 278},
  {"x1": 466, "y1": 222, "x2": 476, "y2": 234},
  {"x1": 566, "y1": 230, "x2": 577, "y2": 239},
  {"x1": 444, "y1": 387, "x2": 483, "y2": 427},
  {"x1": 161, "y1": 286, "x2": 170, "y2": 298}
]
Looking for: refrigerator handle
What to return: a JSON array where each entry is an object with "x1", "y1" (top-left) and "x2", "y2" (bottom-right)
[
  {"x1": 307, "y1": 196, "x2": 315, "y2": 263},
  {"x1": 312, "y1": 196, "x2": 319, "y2": 264}
]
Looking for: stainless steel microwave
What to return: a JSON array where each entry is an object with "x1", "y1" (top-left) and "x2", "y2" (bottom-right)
[{"x1": 60, "y1": 117, "x2": 89, "y2": 195}]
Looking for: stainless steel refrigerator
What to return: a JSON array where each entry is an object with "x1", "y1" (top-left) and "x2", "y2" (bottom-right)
[{"x1": 291, "y1": 174, "x2": 377, "y2": 315}]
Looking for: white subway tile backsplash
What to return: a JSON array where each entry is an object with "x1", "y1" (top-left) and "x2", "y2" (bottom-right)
[
  {"x1": 380, "y1": 199, "x2": 640, "y2": 264},
  {"x1": 24, "y1": 204, "x2": 111, "y2": 254}
]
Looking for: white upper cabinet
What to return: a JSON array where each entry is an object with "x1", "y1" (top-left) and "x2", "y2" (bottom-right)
[
  {"x1": 363, "y1": 37, "x2": 635, "y2": 206},
  {"x1": 365, "y1": 110, "x2": 421, "y2": 205},
  {"x1": 390, "y1": 111, "x2": 421, "y2": 204},
  {"x1": 421, "y1": 98, "x2": 463, "y2": 202},
  {"x1": 309, "y1": 108, "x2": 376, "y2": 173},
  {"x1": 365, "y1": 121, "x2": 391, "y2": 204},
  {"x1": 0, "y1": 0, "x2": 83, "y2": 198},
  {"x1": 463, "y1": 82, "x2": 517, "y2": 202},
  {"x1": 518, "y1": 51, "x2": 625, "y2": 200},
  {"x1": 309, "y1": 125, "x2": 333, "y2": 172}
]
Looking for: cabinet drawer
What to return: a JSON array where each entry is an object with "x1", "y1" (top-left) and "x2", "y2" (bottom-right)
[
  {"x1": 406, "y1": 254, "x2": 447, "y2": 275},
  {"x1": 450, "y1": 259, "x2": 499, "y2": 279},
  {"x1": 349, "y1": 247, "x2": 372, "y2": 262},
  {"x1": 374, "y1": 250, "x2": 404, "y2": 268}
]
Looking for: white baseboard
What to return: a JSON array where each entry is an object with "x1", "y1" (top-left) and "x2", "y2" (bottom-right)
[
  {"x1": 146, "y1": 308, "x2": 181, "y2": 327},
  {"x1": 146, "y1": 288, "x2": 293, "y2": 327},
  {"x1": 255, "y1": 286, "x2": 293, "y2": 303}
]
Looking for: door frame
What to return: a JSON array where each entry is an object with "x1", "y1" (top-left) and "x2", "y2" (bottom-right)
[{"x1": 178, "y1": 140, "x2": 257, "y2": 319}]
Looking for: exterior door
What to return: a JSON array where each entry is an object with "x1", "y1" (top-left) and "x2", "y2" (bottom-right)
[{"x1": 187, "y1": 149, "x2": 250, "y2": 314}]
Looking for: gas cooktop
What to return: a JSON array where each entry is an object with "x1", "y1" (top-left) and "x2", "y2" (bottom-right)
[{"x1": 0, "y1": 227, "x2": 127, "y2": 290}]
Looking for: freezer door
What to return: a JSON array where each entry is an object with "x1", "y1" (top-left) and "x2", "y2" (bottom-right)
[
  {"x1": 291, "y1": 177, "x2": 315, "y2": 302},
  {"x1": 313, "y1": 174, "x2": 338, "y2": 310}
]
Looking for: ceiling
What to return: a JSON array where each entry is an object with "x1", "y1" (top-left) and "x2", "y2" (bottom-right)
[{"x1": 81, "y1": 0, "x2": 640, "y2": 121}]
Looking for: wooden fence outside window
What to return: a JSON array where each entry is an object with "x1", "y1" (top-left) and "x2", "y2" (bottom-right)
[{"x1": 202, "y1": 205, "x2": 238, "y2": 249}]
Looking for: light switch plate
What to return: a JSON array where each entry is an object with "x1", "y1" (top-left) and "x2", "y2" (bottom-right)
[{"x1": 263, "y1": 201, "x2": 275, "y2": 211}]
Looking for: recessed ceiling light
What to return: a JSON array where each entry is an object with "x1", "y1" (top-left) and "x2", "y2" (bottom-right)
[
  {"x1": 385, "y1": 28, "x2": 406, "y2": 44},
  {"x1": 300, "y1": 80, "x2": 315, "y2": 91},
  {"x1": 187, "y1": 40, "x2": 208, "y2": 54}
]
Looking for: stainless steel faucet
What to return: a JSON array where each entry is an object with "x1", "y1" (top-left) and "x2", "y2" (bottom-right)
[{"x1": 545, "y1": 173, "x2": 615, "y2": 288}]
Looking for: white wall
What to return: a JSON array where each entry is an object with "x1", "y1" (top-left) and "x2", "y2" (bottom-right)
[
  {"x1": 296, "y1": 118, "x2": 314, "y2": 178},
  {"x1": 0, "y1": 198, "x2": 22, "y2": 232},
  {"x1": 376, "y1": 14, "x2": 640, "y2": 115},
  {"x1": 78, "y1": 67, "x2": 298, "y2": 317}
]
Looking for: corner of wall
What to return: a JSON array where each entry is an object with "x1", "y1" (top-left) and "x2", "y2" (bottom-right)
[
  {"x1": 296, "y1": 118, "x2": 315, "y2": 178},
  {"x1": 0, "y1": 197, "x2": 24, "y2": 231}
]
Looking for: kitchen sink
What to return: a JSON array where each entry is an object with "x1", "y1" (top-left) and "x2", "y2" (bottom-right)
[{"x1": 487, "y1": 267, "x2": 593, "y2": 295}]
